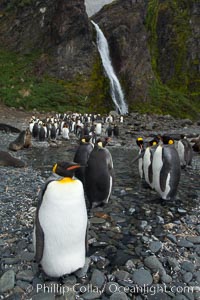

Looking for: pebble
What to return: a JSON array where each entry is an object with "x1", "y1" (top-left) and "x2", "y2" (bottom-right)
[
  {"x1": 90, "y1": 269, "x2": 105, "y2": 289},
  {"x1": 144, "y1": 256, "x2": 166, "y2": 276},
  {"x1": 132, "y1": 269, "x2": 153, "y2": 286},
  {"x1": 0, "y1": 270, "x2": 15, "y2": 293},
  {"x1": 183, "y1": 272, "x2": 193, "y2": 283},
  {"x1": 177, "y1": 239, "x2": 194, "y2": 248},
  {"x1": 0, "y1": 115, "x2": 200, "y2": 300},
  {"x1": 110, "y1": 292, "x2": 129, "y2": 300},
  {"x1": 149, "y1": 241, "x2": 162, "y2": 253},
  {"x1": 181, "y1": 261, "x2": 195, "y2": 272}
]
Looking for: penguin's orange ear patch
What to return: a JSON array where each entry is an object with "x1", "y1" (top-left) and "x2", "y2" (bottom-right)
[
  {"x1": 168, "y1": 139, "x2": 174, "y2": 145},
  {"x1": 137, "y1": 137, "x2": 143, "y2": 141},
  {"x1": 67, "y1": 164, "x2": 81, "y2": 171},
  {"x1": 52, "y1": 164, "x2": 57, "y2": 173}
]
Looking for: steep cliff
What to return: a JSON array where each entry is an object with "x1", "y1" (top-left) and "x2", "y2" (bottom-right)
[
  {"x1": 93, "y1": 0, "x2": 154, "y2": 109},
  {"x1": 0, "y1": 0, "x2": 199, "y2": 118},
  {"x1": 0, "y1": 0, "x2": 94, "y2": 78}
]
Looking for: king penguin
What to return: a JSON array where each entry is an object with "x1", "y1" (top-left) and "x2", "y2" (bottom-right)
[
  {"x1": 152, "y1": 136, "x2": 181, "y2": 200},
  {"x1": 143, "y1": 137, "x2": 159, "y2": 189},
  {"x1": 73, "y1": 136, "x2": 94, "y2": 187},
  {"x1": 33, "y1": 162, "x2": 88, "y2": 278},
  {"x1": 136, "y1": 137, "x2": 145, "y2": 179},
  {"x1": 177, "y1": 135, "x2": 193, "y2": 168},
  {"x1": 85, "y1": 139, "x2": 114, "y2": 208}
]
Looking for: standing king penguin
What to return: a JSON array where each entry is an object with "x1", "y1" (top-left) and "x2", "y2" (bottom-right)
[
  {"x1": 85, "y1": 139, "x2": 114, "y2": 208},
  {"x1": 143, "y1": 137, "x2": 159, "y2": 189},
  {"x1": 177, "y1": 135, "x2": 193, "y2": 168},
  {"x1": 136, "y1": 137, "x2": 145, "y2": 179},
  {"x1": 74, "y1": 136, "x2": 94, "y2": 187},
  {"x1": 152, "y1": 136, "x2": 181, "y2": 200},
  {"x1": 33, "y1": 162, "x2": 88, "y2": 278}
]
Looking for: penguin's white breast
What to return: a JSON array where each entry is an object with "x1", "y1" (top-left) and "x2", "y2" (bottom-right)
[
  {"x1": 38, "y1": 180, "x2": 87, "y2": 276},
  {"x1": 143, "y1": 148, "x2": 151, "y2": 185},
  {"x1": 152, "y1": 145, "x2": 163, "y2": 195}
]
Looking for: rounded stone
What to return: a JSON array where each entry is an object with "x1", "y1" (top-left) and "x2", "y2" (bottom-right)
[{"x1": 132, "y1": 269, "x2": 153, "y2": 286}]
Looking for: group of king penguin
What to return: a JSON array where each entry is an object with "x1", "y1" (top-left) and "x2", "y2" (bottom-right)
[
  {"x1": 135, "y1": 134, "x2": 193, "y2": 201},
  {"x1": 33, "y1": 132, "x2": 114, "y2": 278},
  {"x1": 32, "y1": 110, "x2": 194, "y2": 279}
]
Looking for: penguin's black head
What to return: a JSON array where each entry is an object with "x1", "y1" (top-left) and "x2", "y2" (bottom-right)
[
  {"x1": 149, "y1": 136, "x2": 159, "y2": 147},
  {"x1": 80, "y1": 135, "x2": 90, "y2": 144},
  {"x1": 52, "y1": 162, "x2": 81, "y2": 178},
  {"x1": 136, "y1": 137, "x2": 144, "y2": 149},
  {"x1": 161, "y1": 135, "x2": 174, "y2": 145}
]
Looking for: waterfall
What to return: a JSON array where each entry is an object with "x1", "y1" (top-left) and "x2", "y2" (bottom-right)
[{"x1": 91, "y1": 20, "x2": 128, "y2": 115}]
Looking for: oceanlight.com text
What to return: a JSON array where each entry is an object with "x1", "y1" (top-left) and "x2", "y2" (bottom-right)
[{"x1": 36, "y1": 283, "x2": 199, "y2": 296}]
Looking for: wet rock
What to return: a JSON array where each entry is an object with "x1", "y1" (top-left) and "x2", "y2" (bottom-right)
[
  {"x1": 177, "y1": 239, "x2": 194, "y2": 248},
  {"x1": 147, "y1": 292, "x2": 170, "y2": 300},
  {"x1": 16, "y1": 270, "x2": 34, "y2": 282},
  {"x1": 75, "y1": 257, "x2": 91, "y2": 278},
  {"x1": 90, "y1": 269, "x2": 105, "y2": 289},
  {"x1": 0, "y1": 270, "x2": 15, "y2": 293},
  {"x1": 166, "y1": 234, "x2": 177, "y2": 243},
  {"x1": 149, "y1": 241, "x2": 162, "y2": 253},
  {"x1": 132, "y1": 269, "x2": 153, "y2": 286},
  {"x1": 161, "y1": 274, "x2": 172, "y2": 284},
  {"x1": 105, "y1": 282, "x2": 119, "y2": 296},
  {"x1": 144, "y1": 256, "x2": 166, "y2": 276},
  {"x1": 167, "y1": 257, "x2": 180, "y2": 270},
  {"x1": 114, "y1": 270, "x2": 130, "y2": 281},
  {"x1": 82, "y1": 291, "x2": 102, "y2": 300},
  {"x1": 181, "y1": 261, "x2": 195, "y2": 272},
  {"x1": 90, "y1": 217, "x2": 106, "y2": 224},
  {"x1": 110, "y1": 292, "x2": 129, "y2": 300},
  {"x1": 32, "y1": 293, "x2": 55, "y2": 300},
  {"x1": 183, "y1": 272, "x2": 193, "y2": 283},
  {"x1": 186, "y1": 236, "x2": 200, "y2": 244}
]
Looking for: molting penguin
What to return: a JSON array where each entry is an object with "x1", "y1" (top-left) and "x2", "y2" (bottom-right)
[
  {"x1": 152, "y1": 136, "x2": 181, "y2": 200},
  {"x1": 33, "y1": 162, "x2": 88, "y2": 278},
  {"x1": 73, "y1": 136, "x2": 94, "y2": 187},
  {"x1": 143, "y1": 137, "x2": 159, "y2": 189},
  {"x1": 85, "y1": 139, "x2": 114, "y2": 208},
  {"x1": 177, "y1": 135, "x2": 193, "y2": 167}
]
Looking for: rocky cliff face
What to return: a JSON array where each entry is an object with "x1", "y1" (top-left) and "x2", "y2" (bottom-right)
[
  {"x1": 0, "y1": 0, "x2": 199, "y2": 117},
  {"x1": 93, "y1": 0, "x2": 154, "y2": 107},
  {"x1": 0, "y1": 0, "x2": 95, "y2": 79}
]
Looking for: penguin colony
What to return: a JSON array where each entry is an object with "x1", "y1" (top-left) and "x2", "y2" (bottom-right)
[{"x1": 32, "y1": 111, "x2": 196, "y2": 278}]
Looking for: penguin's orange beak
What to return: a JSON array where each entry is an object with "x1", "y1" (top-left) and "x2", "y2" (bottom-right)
[{"x1": 67, "y1": 165, "x2": 81, "y2": 170}]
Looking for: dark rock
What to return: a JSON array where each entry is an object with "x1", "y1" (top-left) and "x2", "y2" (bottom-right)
[
  {"x1": 0, "y1": 270, "x2": 15, "y2": 293},
  {"x1": 16, "y1": 270, "x2": 34, "y2": 282},
  {"x1": 132, "y1": 269, "x2": 153, "y2": 286},
  {"x1": 181, "y1": 261, "x2": 195, "y2": 272},
  {"x1": 144, "y1": 256, "x2": 166, "y2": 276},
  {"x1": 177, "y1": 239, "x2": 194, "y2": 248},
  {"x1": 90, "y1": 269, "x2": 105, "y2": 289},
  {"x1": 109, "y1": 292, "x2": 129, "y2": 300},
  {"x1": 149, "y1": 241, "x2": 162, "y2": 253},
  {"x1": 183, "y1": 272, "x2": 193, "y2": 283}
]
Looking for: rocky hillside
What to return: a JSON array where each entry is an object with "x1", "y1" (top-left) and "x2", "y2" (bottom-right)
[{"x1": 0, "y1": 0, "x2": 199, "y2": 119}]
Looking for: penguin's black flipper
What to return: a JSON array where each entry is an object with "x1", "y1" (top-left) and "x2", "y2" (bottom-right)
[
  {"x1": 85, "y1": 221, "x2": 89, "y2": 256},
  {"x1": 35, "y1": 174, "x2": 60, "y2": 262},
  {"x1": 160, "y1": 149, "x2": 171, "y2": 193}
]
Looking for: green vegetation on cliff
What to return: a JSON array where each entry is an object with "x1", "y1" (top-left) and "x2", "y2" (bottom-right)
[
  {"x1": 145, "y1": 0, "x2": 200, "y2": 119},
  {"x1": 0, "y1": 48, "x2": 113, "y2": 113}
]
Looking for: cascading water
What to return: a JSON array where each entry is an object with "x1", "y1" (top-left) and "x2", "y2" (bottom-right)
[{"x1": 91, "y1": 20, "x2": 128, "y2": 115}]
